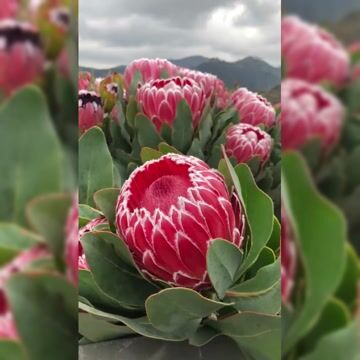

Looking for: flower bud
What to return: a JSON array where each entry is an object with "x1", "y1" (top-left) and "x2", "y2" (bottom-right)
[
  {"x1": 78, "y1": 71, "x2": 92, "y2": 90},
  {"x1": 137, "y1": 76, "x2": 206, "y2": 131},
  {"x1": 231, "y1": 87, "x2": 276, "y2": 127},
  {"x1": 78, "y1": 90, "x2": 104, "y2": 134},
  {"x1": 0, "y1": 20, "x2": 44, "y2": 96},
  {"x1": 99, "y1": 73, "x2": 124, "y2": 113},
  {"x1": 116, "y1": 154, "x2": 245, "y2": 289},
  {"x1": 225, "y1": 123, "x2": 273, "y2": 164}
]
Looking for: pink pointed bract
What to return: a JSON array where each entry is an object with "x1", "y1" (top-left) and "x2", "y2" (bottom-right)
[
  {"x1": 225, "y1": 123, "x2": 273, "y2": 164},
  {"x1": 0, "y1": 0, "x2": 18, "y2": 19},
  {"x1": 65, "y1": 196, "x2": 78, "y2": 284},
  {"x1": 282, "y1": 16, "x2": 350, "y2": 86},
  {"x1": 281, "y1": 78, "x2": 344, "y2": 151},
  {"x1": 0, "y1": 20, "x2": 44, "y2": 96},
  {"x1": 281, "y1": 211, "x2": 297, "y2": 303},
  {"x1": 178, "y1": 68, "x2": 229, "y2": 108},
  {"x1": 230, "y1": 87, "x2": 276, "y2": 127},
  {"x1": 137, "y1": 76, "x2": 207, "y2": 131},
  {"x1": 115, "y1": 154, "x2": 245, "y2": 289},
  {"x1": 124, "y1": 58, "x2": 178, "y2": 90},
  {"x1": 78, "y1": 90, "x2": 104, "y2": 134},
  {"x1": 78, "y1": 71, "x2": 92, "y2": 91}
]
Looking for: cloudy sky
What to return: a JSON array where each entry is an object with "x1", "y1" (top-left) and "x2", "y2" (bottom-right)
[{"x1": 79, "y1": 0, "x2": 280, "y2": 68}]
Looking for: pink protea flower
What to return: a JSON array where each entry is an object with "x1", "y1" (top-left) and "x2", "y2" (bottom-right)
[
  {"x1": 78, "y1": 90, "x2": 104, "y2": 134},
  {"x1": 0, "y1": 20, "x2": 44, "y2": 97},
  {"x1": 225, "y1": 123, "x2": 273, "y2": 164},
  {"x1": 116, "y1": 154, "x2": 245, "y2": 289},
  {"x1": 281, "y1": 211, "x2": 297, "y2": 303},
  {"x1": 78, "y1": 71, "x2": 92, "y2": 91},
  {"x1": 178, "y1": 68, "x2": 229, "y2": 108},
  {"x1": 231, "y1": 87, "x2": 276, "y2": 128},
  {"x1": 79, "y1": 216, "x2": 108, "y2": 270},
  {"x1": 282, "y1": 16, "x2": 350, "y2": 87},
  {"x1": 137, "y1": 76, "x2": 206, "y2": 131},
  {"x1": 281, "y1": 78, "x2": 344, "y2": 151},
  {"x1": 0, "y1": 0, "x2": 18, "y2": 19},
  {"x1": 65, "y1": 196, "x2": 78, "y2": 284},
  {"x1": 124, "y1": 58, "x2": 178, "y2": 90}
]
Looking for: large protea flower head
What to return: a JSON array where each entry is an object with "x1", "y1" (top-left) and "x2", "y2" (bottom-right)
[
  {"x1": 225, "y1": 123, "x2": 273, "y2": 164},
  {"x1": 282, "y1": 16, "x2": 350, "y2": 87},
  {"x1": 124, "y1": 58, "x2": 178, "y2": 90},
  {"x1": 281, "y1": 211, "x2": 297, "y2": 303},
  {"x1": 178, "y1": 68, "x2": 229, "y2": 109},
  {"x1": 0, "y1": 0, "x2": 18, "y2": 19},
  {"x1": 0, "y1": 20, "x2": 44, "y2": 96},
  {"x1": 99, "y1": 72, "x2": 124, "y2": 113},
  {"x1": 230, "y1": 87, "x2": 276, "y2": 128},
  {"x1": 136, "y1": 76, "x2": 207, "y2": 131},
  {"x1": 34, "y1": 0, "x2": 71, "y2": 59},
  {"x1": 281, "y1": 78, "x2": 344, "y2": 151},
  {"x1": 116, "y1": 154, "x2": 245, "y2": 289},
  {"x1": 78, "y1": 90, "x2": 104, "y2": 134}
]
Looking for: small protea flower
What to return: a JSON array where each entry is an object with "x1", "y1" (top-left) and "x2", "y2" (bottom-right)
[
  {"x1": 65, "y1": 196, "x2": 78, "y2": 284},
  {"x1": 124, "y1": 58, "x2": 178, "y2": 89},
  {"x1": 281, "y1": 211, "x2": 297, "y2": 303},
  {"x1": 116, "y1": 154, "x2": 245, "y2": 289},
  {"x1": 281, "y1": 78, "x2": 344, "y2": 151},
  {"x1": 79, "y1": 216, "x2": 108, "y2": 270},
  {"x1": 78, "y1": 90, "x2": 104, "y2": 134},
  {"x1": 178, "y1": 68, "x2": 229, "y2": 108},
  {"x1": 99, "y1": 73, "x2": 124, "y2": 113},
  {"x1": 225, "y1": 123, "x2": 273, "y2": 164},
  {"x1": 137, "y1": 76, "x2": 206, "y2": 131},
  {"x1": 282, "y1": 16, "x2": 349, "y2": 87},
  {"x1": 0, "y1": 0, "x2": 18, "y2": 19},
  {"x1": 78, "y1": 71, "x2": 92, "y2": 91},
  {"x1": 34, "y1": 0, "x2": 71, "y2": 59},
  {"x1": 230, "y1": 88, "x2": 276, "y2": 128},
  {"x1": 0, "y1": 20, "x2": 44, "y2": 96}
]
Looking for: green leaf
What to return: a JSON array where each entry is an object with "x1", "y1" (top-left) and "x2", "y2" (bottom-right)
[
  {"x1": 140, "y1": 147, "x2": 163, "y2": 163},
  {"x1": 0, "y1": 223, "x2": 42, "y2": 265},
  {"x1": 207, "y1": 239, "x2": 243, "y2": 299},
  {"x1": 79, "y1": 204, "x2": 103, "y2": 222},
  {"x1": 172, "y1": 100, "x2": 193, "y2": 152},
  {"x1": 0, "y1": 342, "x2": 26, "y2": 360},
  {"x1": 79, "y1": 302, "x2": 184, "y2": 341},
  {"x1": 267, "y1": 216, "x2": 280, "y2": 252},
  {"x1": 282, "y1": 152, "x2": 347, "y2": 353},
  {"x1": 145, "y1": 288, "x2": 229, "y2": 338},
  {"x1": 158, "y1": 142, "x2": 181, "y2": 155},
  {"x1": 5, "y1": 273, "x2": 77, "y2": 360},
  {"x1": 188, "y1": 326, "x2": 220, "y2": 347},
  {"x1": 26, "y1": 193, "x2": 72, "y2": 269},
  {"x1": 79, "y1": 313, "x2": 135, "y2": 342},
  {"x1": 0, "y1": 87, "x2": 63, "y2": 225},
  {"x1": 81, "y1": 231, "x2": 158, "y2": 309},
  {"x1": 198, "y1": 112, "x2": 213, "y2": 148},
  {"x1": 225, "y1": 259, "x2": 280, "y2": 314},
  {"x1": 135, "y1": 114, "x2": 162, "y2": 149},
  {"x1": 299, "y1": 321, "x2": 360, "y2": 360},
  {"x1": 223, "y1": 152, "x2": 274, "y2": 278},
  {"x1": 79, "y1": 127, "x2": 114, "y2": 207},
  {"x1": 93, "y1": 188, "x2": 119, "y2": 227},
  {"x1": 246, "y1": 246, "x2": 276, "y2": 279},
  {"x1": 208, "y1": 312, "x2": 281, "y2": 360}
]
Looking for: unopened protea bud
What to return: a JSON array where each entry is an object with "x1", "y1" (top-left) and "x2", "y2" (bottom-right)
[
  {"x1": 230, "y1": 88, "x2": 276, "y2": 128},
  {"x1": 178, "y1": 68, "x2": 229, "y2": 108},
  {"x1": 124, "y1": 58, "x2": 178, "y2": 89},
  {"x1": 281, "y1": 78, "x2": 344, "y2": 151},
  {"x1": 282, "y1": 16, "x2": 350, "y2": 86},
  {"x1": 0, "y1": 20, "x2": 44, "y2": 96},
  {"x1": 116, "y1": 154, "x2": 245, "y2": 289},
  {"x1": 78, "y1": 90, "x2": 104, "y2": 134},
  {"x1": 0, "y1": 0, "x2": 18, "y2": 19},
  {"x1": 78, "y1": 71, "x2": 92, "y2": 90},
  {"x1": 34, "y1": 0, "x2": 71, "y2": 59},
  {"x1": 99, "y1": 73, "x2": 124, "y2": 113},
  {"x1": 136, "y1": 77, "x2": 206, "y2": 131},
  {"x1": 225, "y1": 123, "x2": 273, "y2": 164}
]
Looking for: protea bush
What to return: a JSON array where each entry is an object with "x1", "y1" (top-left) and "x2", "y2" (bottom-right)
[
  {"x1": 281, "y1": 15, "x2": 360, "y2": 360},
  {"x1": 78, "y1": 55, "x2": 281, "y2": 359},
  {"x1": 0, "y1": 1, "x2": 77, "y2": 359}
]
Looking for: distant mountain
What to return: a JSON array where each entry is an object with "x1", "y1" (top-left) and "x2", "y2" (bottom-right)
[{"x1": 80, "y1": 55, "x2": 280, "y2": 92}]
